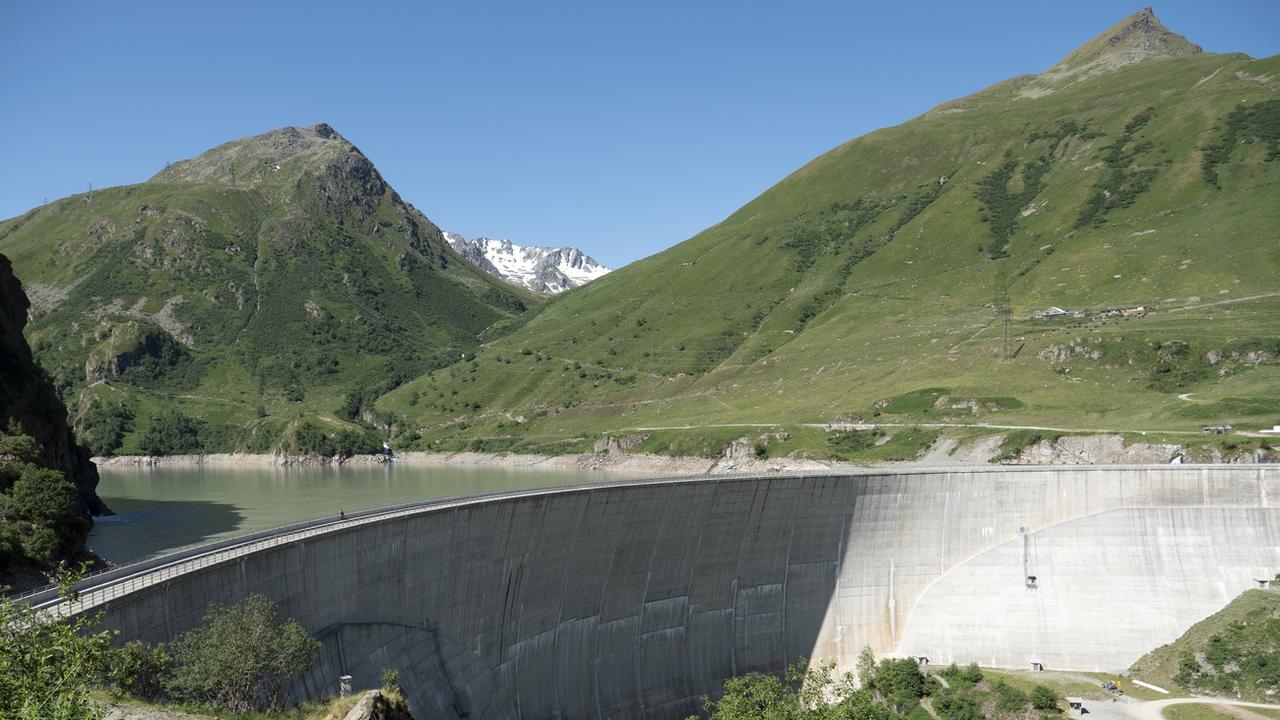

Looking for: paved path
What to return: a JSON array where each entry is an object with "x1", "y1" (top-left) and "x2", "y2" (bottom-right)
[
  {"x1": 1134, "y1": 698, "x2": 1280, "y2": 720},
  {"x1": 622, "y1": 420, "x2": 1208, "y2": 436},
  {"x1": 1071, "y1": 697, "x2": 1280, "y2": 720},
  {"x1": 1164, "y1": 291, "x2": 1280, "y2": 314}
]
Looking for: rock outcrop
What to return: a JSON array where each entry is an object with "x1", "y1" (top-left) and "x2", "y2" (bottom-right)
[
  {"x1": 335, "y1": 689, "x2": 413, "y2": 720},
  {"x1": 1020, "y1": 7, "x2": 1203, "y2": 98},
  {"x1": 0, "y1": 253, "x2": 106, "y2": 517}
]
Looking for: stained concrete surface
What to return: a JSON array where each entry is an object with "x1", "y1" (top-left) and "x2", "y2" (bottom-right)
[{"x1": 84, "y1": 466, "x2": 1280, "y2": 719}]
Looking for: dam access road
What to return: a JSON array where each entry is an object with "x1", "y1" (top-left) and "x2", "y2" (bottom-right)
[{"x1": 35, "y1": 465, "x2": 1280, "y2": 720}]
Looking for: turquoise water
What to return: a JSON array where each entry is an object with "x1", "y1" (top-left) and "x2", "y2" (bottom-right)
[{"x1": 88, "y1": 463, "x2": 621, "y2": 563}]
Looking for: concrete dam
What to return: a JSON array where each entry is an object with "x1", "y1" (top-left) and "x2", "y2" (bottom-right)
[{"x1": 56, "y1": 466, "x2": 1280, "y2": 719}]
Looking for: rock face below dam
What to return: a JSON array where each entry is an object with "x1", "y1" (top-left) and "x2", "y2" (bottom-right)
[{"x1": 85, "y1": 466, "x2": 1280, "y2": 719}]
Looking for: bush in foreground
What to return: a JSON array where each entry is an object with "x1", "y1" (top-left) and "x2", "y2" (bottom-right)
[
  {"x1": 695, "y1": 658, "x2": 892, "y2": 720},
  {"x1": 0, "y1": 568, "x2": 115, "y2": 720},
  {"x1": 167, "y1": 593, "x2": 320, "y2": 714}
]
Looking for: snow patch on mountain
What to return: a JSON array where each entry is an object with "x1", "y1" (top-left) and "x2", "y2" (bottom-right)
[{"x1": 443, "y1": 232, "x2": 610, "y2": 294}]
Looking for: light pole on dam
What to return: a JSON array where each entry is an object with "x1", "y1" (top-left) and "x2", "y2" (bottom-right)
[{"x1": 48, "y1": 465, "x2": 1280, "y2": 720}]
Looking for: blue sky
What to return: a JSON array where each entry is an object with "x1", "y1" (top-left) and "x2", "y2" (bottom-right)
[{"x1": 2, "y1": 1, "x2": 1277, "y2": 268}]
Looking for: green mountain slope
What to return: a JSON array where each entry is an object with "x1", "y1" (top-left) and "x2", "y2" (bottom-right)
[
  {"x1": 1129, "y1": 588, "x2": 1279, "y2": 701},
  {"x1": 0, "y1": 124, "x2": 534, "y2": 454},
  {"x1": 380, "y1": 9, "x2": 1280, "y2": 452}
]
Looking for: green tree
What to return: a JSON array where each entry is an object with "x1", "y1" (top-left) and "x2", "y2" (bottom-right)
[
  {"x1": 869, "y1": 658, "x2": 927, "y2": 713},
  {"x1": 0, "y1": 567, "x2": 115, "y2": 720},
  {"x1": 695, "y1": 658, "x2": 893, "y2": 720},
  {"x1": 167, "y1": 594, "x2": 319, "y2": 714},
  {"x1": 837, "y1": 690, "x2": 894, "y2": 720},
  {"x1": 0, "y1": 446, "x2": 87, "y2": 568},
  {"x1": 699, "y1": 673, "x2": 790, "y2": 719},
  {"x1": 79, "y1": 402, "x2": 134, "y2": 457},
  {"x1": 9, "y1": 463, "x2": 82, "y2": 560},
  {"x1": 856, "y1": 646, "x2": 876, "y2": 688},
  {"x1": 138, "y1": 408, "x2": 202, "y2": 456}
]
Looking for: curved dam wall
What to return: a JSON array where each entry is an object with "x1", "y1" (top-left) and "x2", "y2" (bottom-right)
[{"x1": 87, "y1": 466, "x2": 1280, "y2": 719}]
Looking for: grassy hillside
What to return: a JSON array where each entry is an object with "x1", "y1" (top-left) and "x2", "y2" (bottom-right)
[
  {"x1": 379, "y1": 10, "x2": 1280, "y2": 454},
  {"x1": 1130, "y1": 588, "x2": 1280, "y2": 702},
  {"x1": 0, "y1": 124, "x2": 535, "y2": 455}
]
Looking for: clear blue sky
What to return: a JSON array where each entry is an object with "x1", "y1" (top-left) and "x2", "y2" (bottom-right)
[{"x1": 2, "y1": 1, "x2": 1277, "y2": 268}]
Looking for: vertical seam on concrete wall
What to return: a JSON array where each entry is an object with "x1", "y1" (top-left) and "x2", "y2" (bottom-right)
[
  {"x1": 553, "y1": 493, "x2": 587, "y2": 717},
  {"x1": 781, "y1": 478, "x2": 793, "y2": 675},
  {"x1": 684, "y1": 482, "x2": 714, "y2": 705}
]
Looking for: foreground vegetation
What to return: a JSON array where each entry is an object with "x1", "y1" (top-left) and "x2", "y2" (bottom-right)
[
  {"x1": 0, "y1": 582, "x2": 325, "y2": 719},
  {"x1": 690, "y1": 650, "x2": 1065, "y2": 720},
  {"x1": 0, "y1": 428, "x2": 92, "y2": 577}
]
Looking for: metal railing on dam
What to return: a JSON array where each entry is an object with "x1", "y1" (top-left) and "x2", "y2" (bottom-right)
[{"x1": 41, "y1": 465, "x2": 1280, "y2": 720}]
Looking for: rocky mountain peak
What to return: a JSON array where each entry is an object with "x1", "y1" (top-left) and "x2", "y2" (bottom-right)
[
  {"x1": 149, "y1": 123, "x2": 365, "y2": 188},
  {"x1": 444, "y1": 232, "x2": 611, "y2": 294},
  {"x1": 1018, "y1": 8, "x2": 1202, "y2": 99},
  {"x1": 1052, "y1": 7, "x2": 1201, "y2": 73}
]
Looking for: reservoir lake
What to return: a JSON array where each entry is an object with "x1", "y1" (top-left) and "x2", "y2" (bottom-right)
[{"x1": 89, "y1": 464, "x2": 627, "y2": 563}]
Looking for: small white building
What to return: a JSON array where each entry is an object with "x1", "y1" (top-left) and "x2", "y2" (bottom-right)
[{"x1": 1040, "y1": 307, "x2": 1069, "y2": 319}]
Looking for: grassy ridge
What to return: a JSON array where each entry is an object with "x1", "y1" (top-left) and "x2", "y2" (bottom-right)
[{"x1": 378, "y1": 37, "x2": 1280, "y2": 452}]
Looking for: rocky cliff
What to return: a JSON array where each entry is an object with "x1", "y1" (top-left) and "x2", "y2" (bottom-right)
[{"x1": 0, "y1": 253, "x2": 106, "y2": 518}]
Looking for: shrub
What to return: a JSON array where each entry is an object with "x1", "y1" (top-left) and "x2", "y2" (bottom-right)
[
  {"x1": 79, "y1": 402, "x2": 134, "y2": 457},
  {"x1": 1031, "y1": 685, "x2": 1062, "y2": 713},
  {"x1": 108, "y1": 640, "x2": 171, "y2": 701},
  {"x1": 870, "y1": 657, "x2": 927, "y2": 712},
  {"x1": 0, "y1": 567, "x2": 116, "y2": 720},
  {"x1": 938, "y1": 661, "x2": 983, "y2": 689},
  {"x1": 992, "y1": 678, "x2": 1029, "y2": 713},
  {"x1": 292, "y1": 422, "x2": 379, "y2": 458},
  {"x1": 827, "y1": 429, "x2": 884, "y2": 458},
  {"x1": 167, "y1": 594, "x2": 319, "y2": 714},
  {"x1": 935, "y1": 687, "x2": 983, "y2": 720},
  {"x1": 138, "y1": 408, "x2": 203, "y2": 456}
]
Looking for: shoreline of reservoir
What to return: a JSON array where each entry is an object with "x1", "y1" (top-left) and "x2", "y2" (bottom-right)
[
  {"x1": 92, "y1": 449, "x2": 843, "y2": 476},
  {"x1": 91, "y1": 430, "x2": 1276, "y2": 474}
]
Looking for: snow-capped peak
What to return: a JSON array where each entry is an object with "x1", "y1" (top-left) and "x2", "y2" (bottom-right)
[{"x1": 443, "y1": 231, "x2": 611, "y2": 294}]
